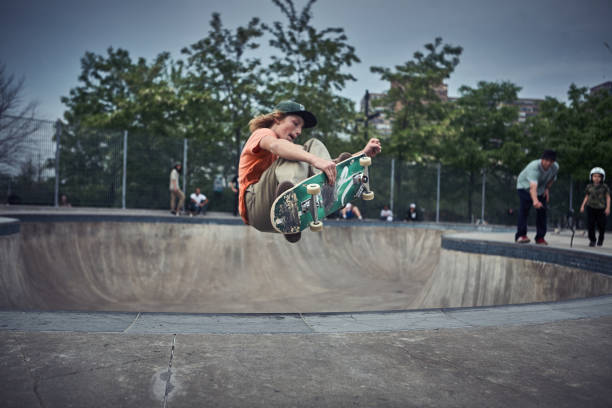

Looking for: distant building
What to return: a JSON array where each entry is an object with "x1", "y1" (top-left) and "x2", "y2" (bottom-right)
[
  {"x1": 433, "y1": 83, "x2": 449, "y2": 102},
  {"x1": 590, "y1": 81, "x2": 612, "y2": 96},
  {"x1": 360, "y1": 83, "x2": 450, "y2": 136},
  {"x1": 512, "y1": 98, "x2": 543, "y2": 123},
  {"x1": 452, "y1": 94, "x2": 542, "y2": 123},
  {"x1": 362, "y1": 84, "x2": 542, "y2": 128}
]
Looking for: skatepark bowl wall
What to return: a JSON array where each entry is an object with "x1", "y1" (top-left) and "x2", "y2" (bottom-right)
[{"x1": 1, "y1": 214, "x2": 612, "y2": 314}]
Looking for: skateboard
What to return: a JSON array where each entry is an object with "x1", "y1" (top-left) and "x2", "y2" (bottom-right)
[{"x1": 270, "y1": 153, "x2": 374, "y2": 234}]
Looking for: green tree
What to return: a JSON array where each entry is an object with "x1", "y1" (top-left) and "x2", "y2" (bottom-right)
[
  {"x1": 529, "y1": 84, "x2": 612, "y2": 210},
  {"x1": 181, "y1": 12, "x2": 264, "y2": 191},
  {"x1": 263, "y1": 0, "x2": 360, "y2": 154},
  {"x1": 534, "y1": 84, "x2": 612, "y2": 179},
  {"x1": 59, "y1": 48, "x2": 209, "y2": 208},
  {"x1": 61, "y1": 48, "x2": 213, "y2": 135},
  {"x1": 370, "y1": 37, "x2": 462, "y2": 211},
  {"x1": 441, "y1": 81, "x2": 522, "y2": 220}
]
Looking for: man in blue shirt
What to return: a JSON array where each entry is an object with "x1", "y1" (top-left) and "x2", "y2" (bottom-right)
[{"x1": 515, "y1": 150, "x2": 559, "y2": 245}]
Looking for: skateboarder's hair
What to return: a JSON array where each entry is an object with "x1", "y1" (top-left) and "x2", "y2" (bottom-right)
[{"x1": 249, "y1": 111, "x2": 287, "y2": 132}]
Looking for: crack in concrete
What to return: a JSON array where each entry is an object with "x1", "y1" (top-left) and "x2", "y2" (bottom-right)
[
  {"x1": 17, "y1": 343, "x2": 45, "y2": 408},
  {"x1": 298, "y1": 313, "x2": 315, "y2": 332},
  {"x1": 123, "y1": 312, "x2": 141, "y2": 333},
  {"x1": 161, "y1": 334, "x2": 176, "y2": 408}
]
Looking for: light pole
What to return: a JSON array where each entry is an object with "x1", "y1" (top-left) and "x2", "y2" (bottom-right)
[{"x1": 362, "y1": 90, "x2": 381, "y2": 141}]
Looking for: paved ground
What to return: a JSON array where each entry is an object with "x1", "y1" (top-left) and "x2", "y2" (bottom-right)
[
  {"x1": 452, "y1": 229, "x2": 612, "y2": 255},
  {"x1": 2, "y1": 316, "x2": 611, "y2": 407},
  {"x1": 1, "y1": 207, "x2": 611, "y2": 407}
]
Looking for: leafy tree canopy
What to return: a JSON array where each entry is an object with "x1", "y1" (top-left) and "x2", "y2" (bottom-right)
[
  {"x1": 262, "y1": 0, "x2": 360, "y2": 149},
  {"x1": 441, "y1": 81, "x2": 523, "y2": 172},
  {"x1": 530, "y1": 84, "x2": 612, "y2": 181},
  {"x1": 370, "y1": 37, "x2": 463, "y2": 162}
]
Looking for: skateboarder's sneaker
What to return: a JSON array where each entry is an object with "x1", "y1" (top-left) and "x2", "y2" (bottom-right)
[
  {"x1": 589, "y1": 241, "x2": 596, "y2": 247},
  {"x1": 516, "y1": 236, "x2": 530, "y2": 244},
  {"x1": 535, "y1": 238, "x2": 548, "y2": 245},
  {"x1": 597, "y1": 239, "x2": 603, "y2": 247},
  {"x1": 333, "y1": 152, "x2": 352, "y2": 164},
  {"x1": 275, "y1": 181, "x2": 301, "y2": 243}
]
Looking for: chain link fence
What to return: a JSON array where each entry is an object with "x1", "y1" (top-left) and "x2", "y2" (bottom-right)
[
  {"x1": 1, "y1": 117, "x2": 594, "y2": 228},
  {"x1": 0, "y1": 117, "x2": 56, "y2": 205}
]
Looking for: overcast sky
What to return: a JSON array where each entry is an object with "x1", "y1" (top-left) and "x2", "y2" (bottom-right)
[{"x1": 1, "y1": 0, "x2": 611, "y2": 120}]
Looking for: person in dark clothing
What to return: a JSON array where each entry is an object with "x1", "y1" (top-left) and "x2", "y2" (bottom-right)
[{"x1": 580, "y1": 167, "x2": 610, "y2": 247}]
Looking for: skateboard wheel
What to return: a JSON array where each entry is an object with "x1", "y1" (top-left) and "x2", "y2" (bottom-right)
[
  {"x1": 306, "y1": 184, "x2": 321, "y2": 195},
  {"x1": 359, "y1": 157, "x2": 372, "y2": 167},
  {"x1": 362, "y1": 191, "x2": 375, "y2": 201},
  {"x1": 309, "y1": 220, "x2": 323, "y2": 232}
]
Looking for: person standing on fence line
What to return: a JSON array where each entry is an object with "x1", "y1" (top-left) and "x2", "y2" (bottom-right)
[
  {"x1": 514, "y1": 150, "x2": 559, "y2": 245},
  {"x1": 169, "y1": 163, "x2": 185, "y2": 215},
  {"x1": 189, "y1": 187, "x2": 209, "y2": 216},
  {"x1": 238, "y1": 100, "x2": 381, "y2": 243},
  {"x1": 579, "y1": 167, "x2": 610, "y2": 247}
]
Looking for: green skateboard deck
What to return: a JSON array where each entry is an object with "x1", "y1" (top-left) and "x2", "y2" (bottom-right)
[{"x1": 270, "y1": 153, "x2": 374, "y2": 234}]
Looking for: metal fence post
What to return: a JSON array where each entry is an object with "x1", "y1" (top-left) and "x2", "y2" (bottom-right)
[
  {"x1": 122, "y1": 130, "x2": 128, "y2": 209},
  {"x1": 182, "y1": 138, "x2": 188, "y2": 212},
  {"x1": 53, "y1": 121, "x2": 61, "y2": 207},
  {"x1": 481, "y1": 168, "x2": 486, "y2": 223},
  {"x1": 389, "y1": 159, "x2": 395, "y2": 215},
  {"x1": 569, "y1": 176, "x2": 573, "y2": 211},
  {"x1": 436, "y1": 162, "x2": 441, "y2": 223}
]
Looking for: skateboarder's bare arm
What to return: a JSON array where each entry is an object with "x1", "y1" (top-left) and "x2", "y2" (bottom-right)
[{"x1": 260, "y1": 135, "x2": 337, "y2": 184}]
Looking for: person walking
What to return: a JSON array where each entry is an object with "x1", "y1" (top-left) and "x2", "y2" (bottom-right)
[{"x1": 169, "y1": 163, "x2": 185, "y2": 215}]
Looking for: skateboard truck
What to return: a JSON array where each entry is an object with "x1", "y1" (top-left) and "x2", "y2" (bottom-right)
[
  {"x1": 358, "y1": 157, "x2": 375, "y2": 200},
  {"x1": 306, "y1": 184, "x2": 323, "y2": 231},
  {"x1": 352, "y1": 174, "x2": 368, "y2": 184}
]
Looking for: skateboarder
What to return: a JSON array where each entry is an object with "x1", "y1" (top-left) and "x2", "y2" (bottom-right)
[{"x1": 238, "y1": 100, "x2": 381, "y2": 242}]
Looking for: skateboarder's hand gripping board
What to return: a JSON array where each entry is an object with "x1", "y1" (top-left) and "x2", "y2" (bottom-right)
[
  {"x1": 309, "y1": 137, "x2": 380, "y2": 187},
  {"x1": 271, "y1": 151, "x2": 378, "y2": 234}
]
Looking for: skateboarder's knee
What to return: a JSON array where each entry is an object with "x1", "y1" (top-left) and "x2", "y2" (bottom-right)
[{"x1": 303, "y1": 138, "x2": 330, "y2": 157}]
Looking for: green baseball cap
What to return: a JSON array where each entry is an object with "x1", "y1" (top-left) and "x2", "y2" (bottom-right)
[{"x1": 274, "y1": 100, "x2": 317, "y2": 128}]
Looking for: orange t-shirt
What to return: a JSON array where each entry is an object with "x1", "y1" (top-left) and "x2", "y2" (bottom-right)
[{"x1": 238, "y1": 128, "x2": 278, "y2": 224}]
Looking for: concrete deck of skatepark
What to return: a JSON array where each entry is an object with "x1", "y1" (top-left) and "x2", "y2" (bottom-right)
[{"x1": 1, "y1": 207, "x2": 612, "y2": 407}]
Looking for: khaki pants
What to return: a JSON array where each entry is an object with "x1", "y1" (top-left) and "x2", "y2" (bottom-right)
[
  {"x1": 246, "y1": 138, "x2": 331, "y2": 232},
  {"x1": 170, "y1": 189, "x2": 185, "y2": 212}
]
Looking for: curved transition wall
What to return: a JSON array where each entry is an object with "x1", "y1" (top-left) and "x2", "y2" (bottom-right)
[{"x1": 1, "y1": 220, "x2": 611, "y2": 313}]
